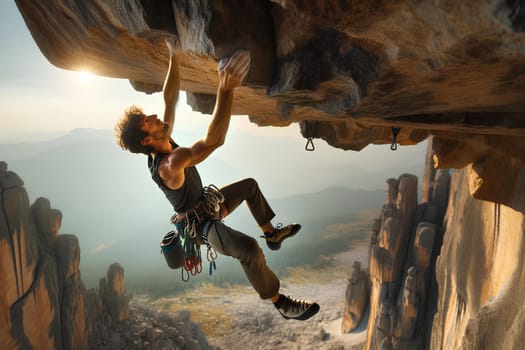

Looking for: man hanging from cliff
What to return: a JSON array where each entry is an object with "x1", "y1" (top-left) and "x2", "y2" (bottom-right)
[{"x1": 114, "y1": 37, "x2": 319, "y2": 321}]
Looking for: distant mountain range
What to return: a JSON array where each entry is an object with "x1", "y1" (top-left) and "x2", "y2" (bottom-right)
[{"x1": 0, "y1": 128, "x2": 425, "y2": 288}]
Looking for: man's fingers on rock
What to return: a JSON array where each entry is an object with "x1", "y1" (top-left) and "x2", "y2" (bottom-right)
[
  {"x1": 228, "y1": 53, "x2": 250, "y2": 74},
  {"x1": 218, "y1": 57, "x2": 230, "y2": 71},
  {"x1": 233, "y1": 51, "x2": 251, "y2": 68},
  {"x1": 225, "y1": 50, "x2": 250, "y2": 69},
  {"x1": 230, "y1": 49, "x2": 250, "y2": 62},
  {"x1": 231, "y1": 59, "x2": 251, "y2": 78}
]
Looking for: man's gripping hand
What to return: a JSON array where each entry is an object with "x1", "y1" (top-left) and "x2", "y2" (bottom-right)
[{"x1": 218, "y1": 50, "x2": 251, "y2": 91}]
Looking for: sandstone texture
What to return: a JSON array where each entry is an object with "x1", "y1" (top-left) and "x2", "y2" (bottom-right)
[
  {"x1": 360, "y1": 138, "x2": 525, "y2": 349},
  {"x1": 11, "y1": 1, "x2": 525, "y2": 348},
  {"x1": 431, "y1": 166, "x2": 525, "y2": 350},
  {"x1": 0, "y1": 162, "x2": 88, "y2": 350},
  {"x1": 15, "y1": 1, "x2": 525, "y2": 205},
  {"x1": 15, "y1": 0, "x2": 525, "y2": 132},
  {"x1": 0, "y1": 163, "x2": 214, "y2": 350}
]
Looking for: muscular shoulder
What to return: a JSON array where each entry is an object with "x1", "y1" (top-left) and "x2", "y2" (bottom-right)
[{"x1": 158, "y1": 147, "x2": 191, "y2": 190}]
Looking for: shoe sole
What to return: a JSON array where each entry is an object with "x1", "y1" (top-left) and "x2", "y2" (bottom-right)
[
  {"x1": 266, "y1": 224, "x2": 302, "y2": 250},
  {"x1": 280, "y1": 303, "x2": 320, "y2": 321}
]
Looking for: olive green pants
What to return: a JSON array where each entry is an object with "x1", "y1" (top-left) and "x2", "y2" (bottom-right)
[{"x1": 204, "y1": 178, "x2": 280, "y2": 299}]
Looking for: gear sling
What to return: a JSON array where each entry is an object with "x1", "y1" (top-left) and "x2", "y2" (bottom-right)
[{"x1": 160, "y1": 185, "x2": 224, "y2": 281}]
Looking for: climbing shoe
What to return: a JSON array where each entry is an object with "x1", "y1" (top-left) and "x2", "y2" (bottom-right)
[
  {"x1": 274, "y1": 294, "x2": 320, "y2": 321},
  {"x1": 262, "y1": 223, "x2": 301, "y2": 250}
]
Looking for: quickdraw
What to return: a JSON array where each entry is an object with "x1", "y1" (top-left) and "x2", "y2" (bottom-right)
[
  {"x1": 171, "y1": 184, "x2": 224, "y2": 282},
  {"x1": 304, "y1": 120, "x2": 319, "y2": 152},
  {"x1": 174, "y1": 219, "x2": 203, "y2": 282},
  {"x1": 207, "y1": 245, "x2": 218, "y2": 275}
]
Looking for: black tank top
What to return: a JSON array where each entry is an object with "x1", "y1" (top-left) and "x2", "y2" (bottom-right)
[{"x1": 148, "y1": 143, "x2": 203, "y2": 213}]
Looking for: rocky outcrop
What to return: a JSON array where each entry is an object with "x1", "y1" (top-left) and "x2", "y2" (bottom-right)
[
  {"x1": 431, "y1": 133, "x2": 525, "y2": 213},
  {"x1": 15, "y1": 0, "x2": 525, "y2": 204},
  {"x1": 365, "y1": 152, "x2": 450, "y2": 349},
  {"x1": 361, "y1": 137, "x2": 525, "y2": 349},
  {"x1": 0, "y1": 161, "x2": 88, "y2": 350},
  {"x1": 430, "y1": 166, "x2": 525, "y2": 350},
  {"x1": 0, "y1": 163, "x2": 215, "y2": 350},
  {"x1": 99, "y1": 263, "x2": 130, "y2": 322},
  {"x1": 88, "y1": 296, "x2": 216, "y2": 350},
  {"x1": 342, "y1": 261, "x2": 370, "y2": 333}
]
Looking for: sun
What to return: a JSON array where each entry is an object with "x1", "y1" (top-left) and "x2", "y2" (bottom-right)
[{"x1": 75, "y1": 69, "x2": 95, "y2": 83}]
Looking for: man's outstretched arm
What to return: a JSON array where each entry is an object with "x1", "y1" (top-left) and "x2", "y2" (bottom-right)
[
  {"x1": 162, "y1": 36, "x2": 181, "y2": 138},
  {"x1": 187, "y1": 50, "x2": 251, "y2": 165},
  {"x1": 160, "y1": 50, "x2": 251, "y2": 190}
]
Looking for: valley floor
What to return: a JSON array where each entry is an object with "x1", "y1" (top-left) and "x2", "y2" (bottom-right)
[{"x1": 146, "y1": 242, "x2": 370, "y2": 350}]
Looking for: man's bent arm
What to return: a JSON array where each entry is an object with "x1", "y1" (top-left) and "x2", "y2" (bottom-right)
[{"x1": 162, "y1": 37, "x2": 181, "y2": 138}]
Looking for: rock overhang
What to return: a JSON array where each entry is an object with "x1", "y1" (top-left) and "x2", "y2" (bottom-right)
[{"x1": 15, "y1": 0, "x2": 525, "y2": 204}]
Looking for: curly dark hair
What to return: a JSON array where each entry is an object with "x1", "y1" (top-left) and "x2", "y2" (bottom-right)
[{"x1": 115, "y1": 106, "x2": 153, "y2": 155}]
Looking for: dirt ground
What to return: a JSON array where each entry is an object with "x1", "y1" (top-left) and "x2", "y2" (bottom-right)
[{"x1": 149, "y1": 242, "x2": 370, "y2": 350}]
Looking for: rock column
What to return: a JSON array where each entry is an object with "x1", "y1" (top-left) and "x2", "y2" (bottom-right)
[
  {"x1": 342, "y1": 261, "x2": 370, "y2": 333},
  {"x1": 99, "y1": 263, "x2": 130, "y2": 321},
  {"x1": 365, "y1": 160, "x2": 450, "y2": 349}
]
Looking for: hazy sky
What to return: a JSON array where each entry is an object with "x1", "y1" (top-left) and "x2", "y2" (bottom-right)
[
  {"x1": 0, "y1": 2, "x2": 312, "y2": 143},
  {"x1": 0, "y1": 2, "x2": 426, "y2": 169},
  {"x1": 0, "y1": 1, "x2": 211, "y2": 142}
]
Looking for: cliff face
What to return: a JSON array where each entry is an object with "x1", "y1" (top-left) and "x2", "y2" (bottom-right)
[
  {"x1": 0, "y1": 163, "x2": 215, "y2": 350},
  {"x1": 0, "y1": 161, "x2": 88, "y2": 350},
  {"x1": 431, "y1": 167, "x2": 525, "y2": 350},
  {"x1": 353, "y1": 142, "x2": 525, "y2": 349}
]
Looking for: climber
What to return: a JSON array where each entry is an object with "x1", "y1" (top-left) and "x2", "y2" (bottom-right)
[{"x1": 114, "y1": 37, "x2": 320, "y2": 321}]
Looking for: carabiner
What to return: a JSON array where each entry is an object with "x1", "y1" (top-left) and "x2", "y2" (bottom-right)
[
  {"x1": 181, "y1": 267, "x2": 189, "y2": 282},
  {"x1": 305, "y1": 138, "x2": 315, "y2": 151},
  {"x1": 207, "y1": 246, "x2": 218, "y2": 262}
]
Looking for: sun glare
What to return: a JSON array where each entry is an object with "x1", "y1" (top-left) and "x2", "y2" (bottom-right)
[{"x1": 75, "y1": 69, "x2": 95, "y2": 83}]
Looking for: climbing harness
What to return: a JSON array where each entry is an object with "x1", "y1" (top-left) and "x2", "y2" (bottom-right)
[
  {"x1": 304, "y1": 120, "x2": 319, "y2": 151},
  {"x1": 390, "y1": 127, "x2": 401, "y2": 151},
  {"x1": 160, "y1": 185, "x2": 224, "y2": 282}
]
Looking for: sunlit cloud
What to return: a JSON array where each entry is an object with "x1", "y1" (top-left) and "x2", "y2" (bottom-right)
[{"x1": 89, "y1": 240, "x2": 115, "y2": 254}]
